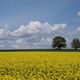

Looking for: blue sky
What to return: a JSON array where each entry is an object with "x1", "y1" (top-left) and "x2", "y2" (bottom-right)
[{"x1": 0, "y1": 0, "x2": 80, "y2": 49}]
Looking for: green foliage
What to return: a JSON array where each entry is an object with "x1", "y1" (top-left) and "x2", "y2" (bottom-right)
[
  {"x1": 71, "y1": 38, "x2": 80, "y2": 50},
  {"x1": 52, "y1": 36, "x2": 66, "y2": 49}
]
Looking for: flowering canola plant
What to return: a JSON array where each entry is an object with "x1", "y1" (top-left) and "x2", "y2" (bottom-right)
[{"x1": 0, "y1": 51, "x2": 80, "y2": 80}]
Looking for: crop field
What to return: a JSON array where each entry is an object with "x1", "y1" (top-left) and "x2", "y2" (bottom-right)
[{"x1": 0, "y1": 51, "x2": 80, "y2": 80}]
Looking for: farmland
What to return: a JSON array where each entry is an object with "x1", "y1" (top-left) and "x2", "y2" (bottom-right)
[{"x1": 0, "y1": 51, "x2": 80, "y2": 80}]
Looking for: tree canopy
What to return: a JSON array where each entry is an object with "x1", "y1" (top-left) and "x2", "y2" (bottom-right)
[
  {"x1": 52, "y1": 36, "x2": 66, "y2": 50},
  {"x1": 71, "y1": 38, "x2": 80, "y2": 50}
]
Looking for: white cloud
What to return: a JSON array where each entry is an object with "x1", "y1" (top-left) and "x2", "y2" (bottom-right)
[
  {"x1": 0, "y1": 21, "x2": 67, "y2": 49},
  {"x1": 0, "y1": 24, "x2": 9, "y2": 39},
  {"x1": 52, "y1": 23, "x2": 66, "y2": 31},
  {"x1": 10, "y1": 21, "x2": 67, "y2": 49},
  {"x1": 77, "y1": 11, "x2": 80, "y2": 17},
  {"x1": 11, "y1": 37, "x2": 52, "y2": 49},
  {"x1": 11, "y1": 21, "x2": 66, "y2": 37}
]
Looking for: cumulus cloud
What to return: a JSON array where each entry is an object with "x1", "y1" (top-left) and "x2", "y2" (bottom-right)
[
  {"x1": 11, "y1": 37, "x2": 52, "y2": 49},
  {"x1": 0, "y1": 24, "x2": 10, "y2": 49},
  {"x1": 0, "y1": 24, "x2": 9, "y2": 39},
  {"x1": 10, "y1": 21, "x2": 67, "y2": 49},
  {"x1": 11, "y1": 21, "x2": 66, "y2": 37},
  {"x1": 0, "y1": 21, "x2": 67, "y2": 49}
]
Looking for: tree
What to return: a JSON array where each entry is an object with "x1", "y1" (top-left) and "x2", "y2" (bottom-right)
[
  {"x1": 52, "y1": 36, "x2": 66, "y2": 50},
  {"x1": 71, "y1": 38, "x2": 80, "y2": 50}
]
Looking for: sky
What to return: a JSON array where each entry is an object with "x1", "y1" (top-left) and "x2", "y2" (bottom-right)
[{"x1": 0, "y1": 0, "x2": 80, "y2": 49}]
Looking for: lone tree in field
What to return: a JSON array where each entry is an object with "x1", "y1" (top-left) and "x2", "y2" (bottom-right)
[
  {"x1": 71, "y1": 38, "x2": 80, "y2": 50},
  {"x1": 52, "y1": 36, "x2": 66, "y2": 50}
]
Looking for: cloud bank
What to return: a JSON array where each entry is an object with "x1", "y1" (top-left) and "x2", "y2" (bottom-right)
[{"x1": 0, "y1": 21, "x2": 67, "y2": 49}]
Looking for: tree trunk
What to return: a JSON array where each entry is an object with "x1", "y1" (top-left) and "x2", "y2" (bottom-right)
[{"x1": 58, "y1": 47, "x2": 61, "y2": 50}]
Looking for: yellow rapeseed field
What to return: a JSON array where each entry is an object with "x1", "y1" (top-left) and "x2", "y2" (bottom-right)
[{"x1": 0, "y1": 51, "x2": 80, "y2": 80}]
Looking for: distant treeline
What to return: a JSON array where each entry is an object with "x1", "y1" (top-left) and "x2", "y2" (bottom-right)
[{"x1": 0, "y1": 49, "x2": 80, "y2": 52}]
